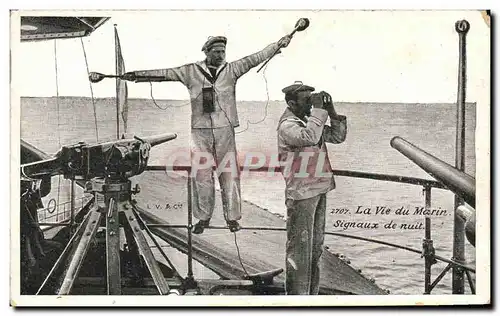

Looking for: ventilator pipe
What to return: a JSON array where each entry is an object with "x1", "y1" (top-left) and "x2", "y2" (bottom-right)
[
  {"x1": 456, "y1": 205, "x2": 475, "y2": 247},
  {"x1": 390, "y1": 136, "x2": 475, "y2": 208}
]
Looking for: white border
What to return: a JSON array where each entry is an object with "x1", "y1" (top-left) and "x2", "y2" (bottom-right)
[{"x1": 5, "y1": 2, "x2": 494, "y2": 309}]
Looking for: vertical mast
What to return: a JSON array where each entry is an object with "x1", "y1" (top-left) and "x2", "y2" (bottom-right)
[
  {"x1": 114, "y1": 24, "x2": 120, "y2": 140},
  {"x1": 452, "y1": 19, "x2": 470, "y2": 294}
]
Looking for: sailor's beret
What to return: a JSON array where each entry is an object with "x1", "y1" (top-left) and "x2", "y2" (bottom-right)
[
  {"x1": 282, "y1": 81, "x2": 315, "y2": 94},
  {"x1": 202, "y1": 36, "x2": 227, "y2": 52}
]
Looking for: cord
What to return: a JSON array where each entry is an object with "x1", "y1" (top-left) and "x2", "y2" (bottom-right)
[
  {"x1": 235, "y1": 63, "x2": 271, "y2": 134},
  {"x1": 202, "y1": 82, "x2": 250, "y2": 280},
  {"x1": 53, "y1": 40, "x2": 62, "y2": 214},
  {"x1": 233, "y1": 232, "x2": 249, "y2": 277},
  {"x1": 149, "y1": 82, "x2": 202, "y2": 110},
  {"x1": 80, "y1": 38, "x2": 99, "y2": 143},
  {"x1": 147, "y1": 64, "x2": 270, "y2": 137},
  {"x1": 212, "y1": 86, "x2": 235, "y2": 137},
  {"x1": 206, "y1": 81, "x2": 248, "y2": 279},
  {"x1": 170, "y1": 71, "x2": 253, "y2": 278}
]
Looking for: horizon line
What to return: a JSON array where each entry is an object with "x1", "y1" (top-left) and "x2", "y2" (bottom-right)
[{"x1": 19, "y1": 96, "x2": 477, "y2": 106}]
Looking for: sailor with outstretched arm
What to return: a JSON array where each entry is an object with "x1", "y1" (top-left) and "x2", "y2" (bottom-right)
[{"x1": 92, "y1": 35, "x2": 292, "y2": 234}]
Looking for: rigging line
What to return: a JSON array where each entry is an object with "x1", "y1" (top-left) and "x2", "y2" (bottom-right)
[
  {"x1": 53, "y1": 40, "x2": 61, "y2": 147},
  {"x1": 53, "y1": 40, "x2": 62, "y2": 209},
  {"x1": 80, "y1": 38, "x2": 99, "y2": 143},
  {"x1": 235, "y1": 63, "x2": 271, "y2": 135},
  {"x1": 233, "y1": 232, "x2": 249, "y2": 277}
]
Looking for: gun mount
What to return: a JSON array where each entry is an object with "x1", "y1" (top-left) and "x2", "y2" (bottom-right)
[
  {"x1": 20, "y1": 133, "x2": 181, "y2": 295},
  {"x1": 21, "y1": 133, "x2": 177, "y2": 181}
]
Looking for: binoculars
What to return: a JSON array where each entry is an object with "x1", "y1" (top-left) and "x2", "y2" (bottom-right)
[{"x1": 308, "y1": 91, "x2": 332, "y2": 109}]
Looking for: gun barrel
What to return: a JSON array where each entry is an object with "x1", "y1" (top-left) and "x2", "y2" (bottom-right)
[
  {"x1": 21, "y1": 157, "x2": 63, "y2": 179},
  {"x1": 390, "y1": 136, "x2": 475, "y2": 208},
  {"x1": 95, "y1": 133, "x2": 177, "y2": 149},
  {"x1": 142, "y1": 133, "x2": 178, "y2": 147}
]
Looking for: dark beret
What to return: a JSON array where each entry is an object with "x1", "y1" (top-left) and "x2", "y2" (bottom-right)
[
  {"x1": 202, "y1": 36, "x2": 227, "y2": 52},
  {"x1": 282, "y1": 81, "x2": 315, "y2": 94}
]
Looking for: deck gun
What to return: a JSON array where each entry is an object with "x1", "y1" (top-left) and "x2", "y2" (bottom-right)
[
  {"x1": 21, "y1": 133, "x2": 177, "y2": 181},
  {"x1": 23, "y1": 133, "x2": 179, "y2": 295}
]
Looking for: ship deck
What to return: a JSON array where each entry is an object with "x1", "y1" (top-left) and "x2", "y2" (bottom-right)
[{"x1": 131, "y1": 171, "x2": 387, "y2": 295}]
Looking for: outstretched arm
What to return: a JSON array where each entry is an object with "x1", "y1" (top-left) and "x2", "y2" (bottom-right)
[
  {"x1": 231, "y1": 35, "x2": 291, "y2": 79},
  {"x1": 129, "y1": 64, "x2": 192, "y2": 84}
]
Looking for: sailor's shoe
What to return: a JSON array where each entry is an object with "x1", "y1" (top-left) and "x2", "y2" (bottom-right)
[
  {"x1": 192, "y1": 220, "x2": 210, "y2": 234},
  {"x1": 227, "y1": 220, "x2": 241, "y2": 232}
]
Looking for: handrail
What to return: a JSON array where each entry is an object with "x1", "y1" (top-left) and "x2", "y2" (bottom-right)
[
  {"x1": 38, "y1": 195, "x2": 92, "y2": 222},
  {"x1": 390, "y1": 136, "x2": 475, "y2": 207},
  {"x1": 37, "y1": 160, "x2": 469, "y2": 292},
  {"x1": 145, "y1": 163, "x2": 474, "y2": 293},
  {"x1": 145, "y1": 165, "x2": 447, "y2": 189},
  {"x1": 39, "y1": 196, "x2": 90, "y2": 214},
  {"x1": 39, "y1": 196, "x2": 94, "y2": 232},
  {"x1": 144, "y1": 224, "x2": 476, "y2": 273}
]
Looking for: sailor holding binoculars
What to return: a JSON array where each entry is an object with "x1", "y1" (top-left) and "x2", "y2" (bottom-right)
[
  {"x1": 277, "y1": 82, "x2": 347, "y2": 295},
  {"x1": 91, "y1": 35, "x2": 292, "y2": 234}
]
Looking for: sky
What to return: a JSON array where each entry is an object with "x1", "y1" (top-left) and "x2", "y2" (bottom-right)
[{"x1": 13, "y1": 10, "x2": 489, "y2": 104}]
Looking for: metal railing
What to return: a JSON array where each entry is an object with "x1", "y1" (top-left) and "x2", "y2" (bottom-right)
[
  {"x1": 391, "y1": 136, "x2": 476, "y2": 295},
  {"x1": 38, "y1": 195, "x2": 92, "y2": 225},
  {"x1": 143, "y1": 163, "x2": 476, "y2": 294}
]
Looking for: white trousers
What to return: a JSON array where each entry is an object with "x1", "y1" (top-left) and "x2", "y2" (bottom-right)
[{"x1": 190, "y1": 126, "x2": 242, "y2": 222}]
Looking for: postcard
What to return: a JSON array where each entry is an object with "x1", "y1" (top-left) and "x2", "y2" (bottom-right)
[{"x1": 10, "y1": 9, "x2": 490, "y2": 307}]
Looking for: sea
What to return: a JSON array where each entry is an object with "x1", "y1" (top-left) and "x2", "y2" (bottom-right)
[{"x1": 20, "y1": 96, "x2": 477, "y2": 295}]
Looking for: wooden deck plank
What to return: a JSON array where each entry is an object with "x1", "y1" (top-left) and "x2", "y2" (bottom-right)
[{"x1": 133, "y1": 171, "x2": 387, "y2": 295}]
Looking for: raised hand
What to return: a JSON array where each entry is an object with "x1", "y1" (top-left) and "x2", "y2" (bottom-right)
[{"x1": 278, "y1": 35, "x2": 292, "y2": 48}]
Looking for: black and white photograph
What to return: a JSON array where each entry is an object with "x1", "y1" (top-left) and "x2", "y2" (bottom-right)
[{"x1": 10, "y1": 9, "x2": 490, "y2": 306}]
